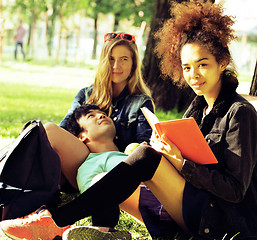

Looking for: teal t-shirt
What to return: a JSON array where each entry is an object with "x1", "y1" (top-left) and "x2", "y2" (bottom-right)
[{"x1": 77, "y1": 151, "x2": 127, "y2": 193}]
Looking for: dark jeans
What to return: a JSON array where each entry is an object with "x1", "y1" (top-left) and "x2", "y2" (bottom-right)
[{"x1": 14, "y1": 42, "x2": 25, "y2": 60}]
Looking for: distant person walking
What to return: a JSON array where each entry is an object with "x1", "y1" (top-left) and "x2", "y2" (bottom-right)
[{"x1": 14, "y1": 21, "x2": 26, "y2": 61}]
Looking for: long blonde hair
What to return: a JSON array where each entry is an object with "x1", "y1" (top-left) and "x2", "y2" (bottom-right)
[{"x1": 86, "y1": 38, "x2": 152, "y2": 115}]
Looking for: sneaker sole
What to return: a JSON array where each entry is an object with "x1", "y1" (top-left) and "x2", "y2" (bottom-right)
[
  {"x1": 0, "y1": 227, "x2": 13, "y2": 240},
  {"x1": 62, "y1": 226, "x2": 132, "y2": 240}
]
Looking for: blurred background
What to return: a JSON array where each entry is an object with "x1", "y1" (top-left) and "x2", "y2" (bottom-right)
[
  {"x1": 0, "y1": 0, "x2": 256, "y2": 71},
  {"x1": 0, "y1": 0, "x2": 155, "y2": 62},
  {"x1": 0, "y1": 0, "x2": 256, "y2": 111}
]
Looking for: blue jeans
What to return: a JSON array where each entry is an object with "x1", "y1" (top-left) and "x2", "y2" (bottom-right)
[{"x1": 14, "y1": 42, "x2": 25, "y2": 60}]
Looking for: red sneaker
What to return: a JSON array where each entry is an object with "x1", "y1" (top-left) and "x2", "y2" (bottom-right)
[{"x1": 0, "y1": 211, "x2": 70, "y2": 240}]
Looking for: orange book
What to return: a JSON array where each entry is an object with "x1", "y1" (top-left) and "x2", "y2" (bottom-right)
[{"x1": 141, "y1": 107, "x2": 217, "y2": 165}]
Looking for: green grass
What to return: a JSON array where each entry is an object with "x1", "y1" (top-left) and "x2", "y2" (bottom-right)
[
  {"x1": 0, "y1": 81, "x2": 183, "y2": 139},
  {"x1": 156, "y1": 109, "x2": 184, "y2": 122},
  {"x1": 0, "y1": 82, "x2": 77, "y2": 138}
]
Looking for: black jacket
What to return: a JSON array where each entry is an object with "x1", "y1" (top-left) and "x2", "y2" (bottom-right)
[{"x1": 180, "y1": 80, "x2": 257, "y2": 239}]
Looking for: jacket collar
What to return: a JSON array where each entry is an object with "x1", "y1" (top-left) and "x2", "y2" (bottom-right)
[{"x1": 185, "y1": 78, "x2": 238, "y2": 125}]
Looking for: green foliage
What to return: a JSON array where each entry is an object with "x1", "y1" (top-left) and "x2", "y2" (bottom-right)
[
  {"x1": 132, "y1": 0, "x2": 156, "y2": 27},
  {"x1": 71, "y1": 211, "x2": 151, "y2": 239},
  {"x1": 155, "y1": 109, "x2": 184, "y2": 122}
]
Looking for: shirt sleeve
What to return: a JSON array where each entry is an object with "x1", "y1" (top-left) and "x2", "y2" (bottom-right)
[{"x1": 59, "y1": 88, "x2": 86, "y2": 130}]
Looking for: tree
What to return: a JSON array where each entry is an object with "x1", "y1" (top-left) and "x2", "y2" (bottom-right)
[
  {"x1": 45, "y1": 0, "x2": 65, "y2": 57},
  {"x1": 53, "y1": 0, "x2": 87, "y2": 62},
  {"x1": 250, "y1": 60, "x2": 257, "y2": 96},
  {"x1": 110, "y1": 0, "x2": 155, "y2": 31},
  {"x1": 142, "y1": 0, "x2": 195, "y2": 112},
  {"x1": 85, "y1": 0, "x2": 155, "y2": 59},
  {"x1": 84, "y1": 0, "x2": 110, "y2": 59},
  {"x1": 0, "y1": 0, "x2": 4, "y2": 64}
]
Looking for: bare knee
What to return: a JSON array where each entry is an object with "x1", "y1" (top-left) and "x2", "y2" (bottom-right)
[
  {"x1": 44, "y1": 122, "x2": 61, "y2": 149},
  {"x1": 44, "y1": 122, "x2": 59, "y2": 133}
]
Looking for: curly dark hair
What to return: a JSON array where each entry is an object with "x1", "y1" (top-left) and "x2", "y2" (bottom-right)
[
  {"x1": 154, "y1": 0, "x2": 237, "y2": 87},
  {"x1": 67, "y1": 104, "x2": 101, "y2": 137}
]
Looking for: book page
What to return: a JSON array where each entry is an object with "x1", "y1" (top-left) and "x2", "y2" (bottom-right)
[{"x1": 140, "y1": 107, "x2": 159, "y2": 129}]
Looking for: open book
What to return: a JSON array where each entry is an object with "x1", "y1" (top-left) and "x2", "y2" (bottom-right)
[{"x1": 141, "y1": 107, "x2": 217, "y2": 164}]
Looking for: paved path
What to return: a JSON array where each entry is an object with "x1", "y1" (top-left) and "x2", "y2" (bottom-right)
[
  {"x1": 0, "y1": 61, "x2": 252, "y2": 92},
  {"x1": 0, "y1": 61, "x2": 96, "y2": 89}
]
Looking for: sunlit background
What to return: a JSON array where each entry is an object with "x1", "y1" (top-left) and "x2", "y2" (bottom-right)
[
  {"x1": 0, "y1": 0, "x2": 256, "y2": 93},
  {"x1": 219, "y1": 0, "x2": 257, "y2": 93}
]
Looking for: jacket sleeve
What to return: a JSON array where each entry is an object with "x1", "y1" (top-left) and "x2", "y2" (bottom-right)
[
  {"x1": 59, "y1": 88, "x2": 86, "y2": 130},
  {"x1": 180, "y1": 104, "x2": 257, "y2": 203},
  {"x1": 135, "y1": 98, "x2": 154, "y2": 144}
]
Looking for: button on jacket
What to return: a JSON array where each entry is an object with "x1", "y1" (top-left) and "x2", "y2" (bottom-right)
[
  {"x1": 180, "y1": 80, "x2": 257, "y2": 239},
  {"x1": 60, "y1": 85, "x2": 154, "y2": 152}
]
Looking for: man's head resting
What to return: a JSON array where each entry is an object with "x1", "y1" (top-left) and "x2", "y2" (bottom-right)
[{"x1": 67, "y1": 104, "x2": 101, "y2": 137}]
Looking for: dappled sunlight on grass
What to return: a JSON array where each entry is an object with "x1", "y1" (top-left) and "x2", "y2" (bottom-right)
[{"x1": 0, "y1": 82, "x2": 77, "y2": 138}]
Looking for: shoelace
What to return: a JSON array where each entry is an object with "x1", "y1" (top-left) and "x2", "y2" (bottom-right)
[
  {"x1": 20, "y1": 214, "x2": 44, "y2": 224},
  {"x1": 15, "y1": 205, "x2": 49, "y2": 222}
]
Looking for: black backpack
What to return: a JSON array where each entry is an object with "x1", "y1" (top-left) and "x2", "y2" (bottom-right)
[{"x1": 0, "y1": 120, "x2": 61, "y2": 220}]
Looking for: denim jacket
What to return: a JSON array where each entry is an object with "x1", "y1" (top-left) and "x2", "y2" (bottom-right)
[
  {"x1": 60, "y1": 85, "x2": 154, "y2": 152},
  {"x1": 180, "y1": 81, "x2": 257, "y2": 239}
]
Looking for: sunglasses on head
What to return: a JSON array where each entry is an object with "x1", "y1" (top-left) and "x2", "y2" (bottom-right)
[{"x1": 104, "y1": 32, "x2": 136, "y2": 45}]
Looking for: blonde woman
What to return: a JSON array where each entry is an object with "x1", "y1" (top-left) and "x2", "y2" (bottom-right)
[
  {"x1": 60, "y1": 33, "x2": 153, "y2": 152},
  {"x1": 54, "y1": 33, "x2": 154, "y2": 232}
]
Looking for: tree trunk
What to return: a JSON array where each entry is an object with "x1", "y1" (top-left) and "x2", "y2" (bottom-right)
[
  {"x1": 113, "y1": 13, "x2": 120, "y2": 32},
  {"x1": 0, "y1": 0, "x2": 4, "y2": 64},
  {"x1": 142, "y1": 0, "x2": 195, "y2": 112},
  {"x1": 92, "y1": 16, "x2": 98, "y2": 60},
  {"x1": 64, "y1": 32, "x2": 69, "y2": 64},
  {"x1": 26, "y1": 8, "x2": 36, "y2": 59},
  {"x1": 249, "y1": 59, "x2": 257, "y2": 96},
  {"x1": 74, "y1": 14, "x2": 81, "y2": 64},
  {"x1": 47, "y1": 0, "x2": 62, "y2": 57},
  {"x1": 55, "y1": 22, "x2": 63, "y2": 63},
  {"x1": 46, "y1": 17, "x2": 55, "y2": 57}
]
